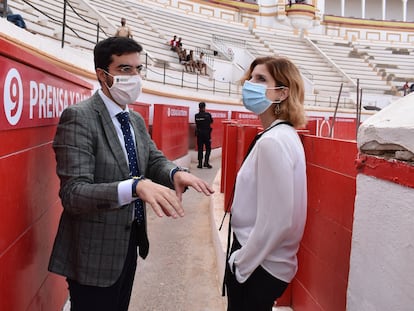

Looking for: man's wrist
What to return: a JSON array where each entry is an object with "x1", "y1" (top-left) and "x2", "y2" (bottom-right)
[
  {"x1": 171, "y1": 166, "x2": 190, "y2": 181},
  {"x1": 132, "y1": 175, "x2": 145, "y2": 197}
]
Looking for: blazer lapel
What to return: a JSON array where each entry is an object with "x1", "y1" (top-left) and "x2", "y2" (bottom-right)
[
  {"x1": 93, "y1": 93, "x2": 130, "y2": 178},
  {"x1": 129, "y1": 116, "x2": 145, "y2": 175}
]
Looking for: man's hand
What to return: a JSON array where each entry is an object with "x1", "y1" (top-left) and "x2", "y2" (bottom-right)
[
  {"x1": 135, "y1": 179, "x2": 185, "y2": 218},
  {"x1": 172, "y1": 171, "x2": 214, "y2": 201}
]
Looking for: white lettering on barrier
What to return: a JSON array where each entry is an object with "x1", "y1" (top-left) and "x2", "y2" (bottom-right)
[
  {"x1": 2, "y1": 68, "x2": 90, "y2": 129},
  {"x1": 319, "y1": 119, "x2": 332, "y2": 137},
  {"x1": 167, "y1": 107, "x2": 188, "y2": 117},
  {"x1": 211, "y1": 112, "x2": 228, "y2": 118},
  {"x1": 236, "y1": 113, "x2": 257, "y2": 119},
  {"x1": 29, "y1": 80, "x2": 87, "y2": 120},
  {"x1": 335, "y1": 118, "x2": 354, "y2": 122},
  {"x1": 3, "y1": 68, "x2": 23, "y2": 126}
]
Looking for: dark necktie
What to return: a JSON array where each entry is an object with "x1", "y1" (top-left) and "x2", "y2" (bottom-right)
[{"x1": 116, "y1": 112, "x2": 144, "y2": 224}]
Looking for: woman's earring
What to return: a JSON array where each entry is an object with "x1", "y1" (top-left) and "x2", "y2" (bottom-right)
[{"x1": 274, "y1": 103, "x2": 281, "y2": 116}]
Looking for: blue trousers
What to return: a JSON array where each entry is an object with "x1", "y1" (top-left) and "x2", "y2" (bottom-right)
[{"x1": 7, "y1": 14, "x2": 26, "y2": 29}]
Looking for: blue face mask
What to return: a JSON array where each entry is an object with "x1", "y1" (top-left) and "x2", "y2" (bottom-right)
[{"x1": 242, "y1": 81, "x2": 285, "y2": 115}]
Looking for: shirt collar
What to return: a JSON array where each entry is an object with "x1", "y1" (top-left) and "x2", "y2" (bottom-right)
[{"x1": 98, "y1": 89, "x2": 129, "y2": 119}]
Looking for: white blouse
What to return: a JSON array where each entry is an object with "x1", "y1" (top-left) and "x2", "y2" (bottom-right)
[{"x1": 228, "y1": 121, "x2": 307, "y2": 283}]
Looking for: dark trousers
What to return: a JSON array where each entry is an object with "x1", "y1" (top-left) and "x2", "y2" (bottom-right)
[
  {"x1": 7, "y1": 14, "x2": 26, "y2": 28},
  {"x1": 224, "y1": 236, "x2": 288, "y2": 311},
  {"x1": 67, "y1": 221, "x2": 139, "y2": 311},
  {"x1": 197, "y1": 133, "x2": 211, "y2": 164}
]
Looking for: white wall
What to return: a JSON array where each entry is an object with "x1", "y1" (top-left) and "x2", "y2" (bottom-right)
[
  {"x1": 349, "y1": 94, "x2": 414, "y2": 311},
  {"x1": 348, "y1": 174, "x2": 414, "y2": 311},
  {"x1": 212, "y1": 58, "x2": 245, "y2": 83}
]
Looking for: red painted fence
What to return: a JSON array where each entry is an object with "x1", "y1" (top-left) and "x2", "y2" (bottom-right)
[
  {"x1": 306, "y1": 116, "x2": 358, "y2": 140},
  {"x1": 0, "y1": 38, "x2": 92, "y2": 311},
  {"x1": 209, "y1": 109, "x2": 229, "y2": 149},
  {"x1": 130, "y1": 101, "x2": 151, "y2": 129},
  {"x1": 152, "y1": 104, "x2": 189, "y2": 160},
  {"x1": 293, "y1": 135, "x2": 357, "y2": 311}
]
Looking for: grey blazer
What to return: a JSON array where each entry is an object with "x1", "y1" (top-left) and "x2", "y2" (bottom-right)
[{"x1": 48, "y1": 91, "x2": 176, "y2": 287}]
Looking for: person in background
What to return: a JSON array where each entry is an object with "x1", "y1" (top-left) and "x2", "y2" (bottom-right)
[
  {"x1": 48, "y1": 36, "x2": 214, "y2": 311},
  {"x1": 178, "y1": 49, "x2": 187, "y2": 65},
  {"x1": 176, "y1": 37, "x2": 183, "y2": 51},
  {"x1": 169, "y1": 35, "x2": 177, "y2": 51},
  {"x1": 401, "y1": 81, "x2": 410, "y2": 96},
  {"x1": 224, "y1": 56, "x2": 308, "y2": 311},
  {"x1": 0, "y1": 0, "x2": 26, "y2": 29},
  {"x1": 196, "y1": 52, "x2": 207, "y2": 75},
  {"x1": 175, "y1": 37, "x2": 184, "y2": 61},
  {"x1": 195, "y1": 102, "x2": 213, "y2": 169},
  {"x1": 185, "y1": 49, "x2": 197, "y2": 73},
  {"x1": 115, "y1": 17, "x2": 133, "y2": 38}
]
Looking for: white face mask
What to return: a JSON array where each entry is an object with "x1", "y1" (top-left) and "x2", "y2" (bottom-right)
[{"x1": 104, "y1": 72, "x2": 142, "y2": 106}]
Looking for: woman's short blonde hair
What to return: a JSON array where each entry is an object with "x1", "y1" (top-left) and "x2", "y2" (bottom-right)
[{"x1": 241, "y1": 56, "x2": 307, "y2": 129}]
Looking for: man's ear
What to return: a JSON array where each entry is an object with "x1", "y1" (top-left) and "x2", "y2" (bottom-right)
[{"x1": 96, "y1": 68, "x2": 106, "y2": 84}]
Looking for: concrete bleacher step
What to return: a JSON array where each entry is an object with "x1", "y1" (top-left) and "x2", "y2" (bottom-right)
[{"x1": 6, "y1": 0, "x2": 406, "y2": 110}]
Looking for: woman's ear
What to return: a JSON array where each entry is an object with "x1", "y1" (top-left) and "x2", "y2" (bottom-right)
[{"x1": 280, "y1": 87, "x2": 289, "y2": 101}]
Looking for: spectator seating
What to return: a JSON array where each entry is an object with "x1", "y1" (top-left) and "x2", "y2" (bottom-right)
[
  {"x1": 308, "y1": 34, "x2": 392, "y2": 95},
  {"x1": 5, "y1": 0, "x2": 409, "y2": 108},
  {"x1": 253, "y1": 27, "x2": 355, "y2": 101},
  {"x1": 352, "y1": 40, "x2": 414, "y2": 91}
]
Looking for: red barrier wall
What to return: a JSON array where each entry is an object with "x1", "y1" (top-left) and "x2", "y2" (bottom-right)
[
  {"x1": 293, "y1": 135, "x2": 358, "y2": 311},
  {"x1": 305, "y1": 116, "x2": 325, "y2": 136},
  {"x1": 129, "y1": 101, "x2": 150, "y2": 130},
  {"x1": 0, "y1": 38, "x2": 92, "y2": 311},
  {"x1": 235, "y1": 125, "x2": 259, "y2": 169},
  {"x1": 330, "y1": 117, "x2": 357, "y2": 140},
  {"x1": 152, "y1": 104, "x2": 189, "y2": 160},
  {"x1": 209, "y1": 110, "x2": 228, "y2": 149},
  {"x1": 222, "y1": 122, "x2": 239, "y2": 211},
  {"x1": 220, "y1": 120, "x2": 236, "y2": 193},
  {"x1": 305, "y1": 116, "x2": 358, "y2": 141},
  {"x1": 230, "y1": 110, "x2": 261, "y2": 126}
]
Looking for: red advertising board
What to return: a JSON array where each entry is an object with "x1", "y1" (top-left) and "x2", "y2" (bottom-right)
[
  {"x1": 0, "y1": 46, "x2": 91, "y2": 131},
  {"x1": 330, "y1": 117, "x2": 357, "y2": 140},
  {"x1": 230, "y1": 110, "x2": 261, "y2": 125},
  {"x1": 0, "y1": 37, "x2": 93, "y2": 311},
  {"x1": 129, "y1": 101, "x2": 150, "y2": 129},
  {"x1": 152, "y1": 104, "x2": 189, "y2": 160}
]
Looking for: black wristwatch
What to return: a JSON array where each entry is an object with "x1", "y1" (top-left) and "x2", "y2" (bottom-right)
[
  {"x1": 132, "y1": 175, "x2": 145, "y2": 197},
  {"x1": 171, "y1": 166, "x2": 190, "y2": 181}
]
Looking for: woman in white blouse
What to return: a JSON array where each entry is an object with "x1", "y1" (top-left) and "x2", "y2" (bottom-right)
[{"x1": 224, "y1": 56, "x2": 307, "y2": 311}]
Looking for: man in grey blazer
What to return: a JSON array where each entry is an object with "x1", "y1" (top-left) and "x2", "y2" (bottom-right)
[{"x1": 48, "y1": 36, "x2": 214, "y2": 311}]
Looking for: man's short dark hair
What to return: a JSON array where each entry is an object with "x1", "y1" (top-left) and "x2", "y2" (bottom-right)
[
  {"x1": 94, "y1": 37, "x2": 143, "y2": 70},
  {"x1": 199, "y1": 102, "x2": 206, "y2": 108}
]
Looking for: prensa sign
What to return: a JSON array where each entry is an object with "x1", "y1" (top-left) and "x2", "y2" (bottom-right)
[{"x1": 0, "y1": 42, "x2": 92, "y2": 131}]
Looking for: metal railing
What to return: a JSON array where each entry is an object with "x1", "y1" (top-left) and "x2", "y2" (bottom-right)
[
  {"x1": 143, "y1": 54, "x2": 240, "y2": 96},
  {"x1": 212, "y1": 34, "x2": 260, "y2": 60},
  {"x1": 194, "y1": 47, "x2": 215, "y2": 68},
  {"x1": 1, "y1": 0, "x2": 7, "y2": 18},
  {"x1": 19, "y1": 0, "x2": 110, "y2": 48}
]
